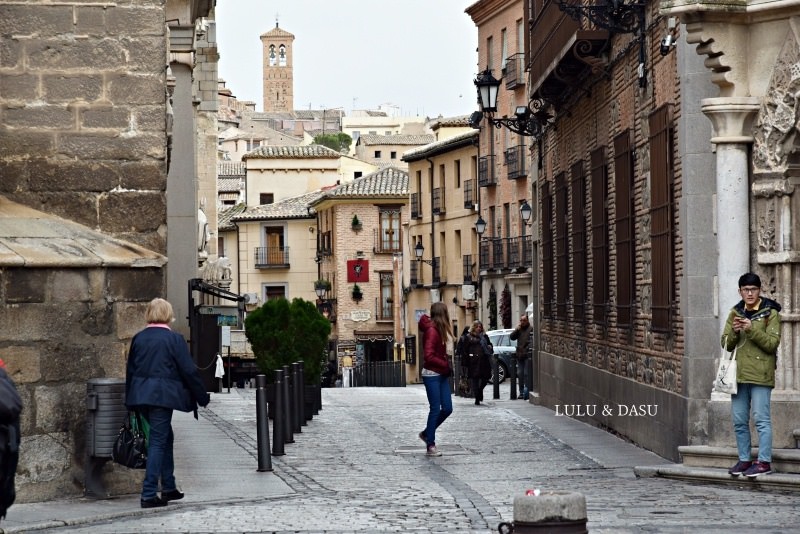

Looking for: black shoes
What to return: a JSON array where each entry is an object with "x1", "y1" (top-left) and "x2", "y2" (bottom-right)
[
  {"x1": 162, "y1": 489, "x2": 185, "y2": 501},
  {"x1": 140, "y1": 496, "x2": 168, "y2": 508}
]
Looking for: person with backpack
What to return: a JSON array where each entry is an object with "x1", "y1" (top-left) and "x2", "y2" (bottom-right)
[{"x1": 0, "y1": 358, "x2": 22, "y2": 522}]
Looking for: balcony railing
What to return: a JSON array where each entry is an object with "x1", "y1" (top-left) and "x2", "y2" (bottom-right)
[
  {"x1": 376, "y1": 297, "x2": 393, "y2": 321},
  {"x1": 374, "y1": 228, "x2": 401, "y2": 254},
  {"x1": 254, "y1": 246, "x2": 289, "y2": 268},
  {"x1": 478, "y1": 155, "x2": 496, "y2": 187},
  {"x1": 477, "y1": 236, "x2": 533, "y2": 271},
  {"x1": 432, "y1": 187, "x2": 445, "y2": 215},
  {"x1": 432, "y1": 257, "x2": 441, "y2": 285},
  {"x1": 464, "y1": 179, "x2": 475, "y2": 209},
  {"x1": 505, "y1": 145, "x2": 527, "y2": 180},
  {"x1": 410, "y1": 192, "x2": 421, "y2": 219},
  {"x1": 410, "y1": 261, "x2": 420, "y2": 286},
  {"x1": 462, "y1": 254, "x2": 474, "y2": 283},
  {"x1": 504, "y1": 53, "x2": 525, "y2": 89}
]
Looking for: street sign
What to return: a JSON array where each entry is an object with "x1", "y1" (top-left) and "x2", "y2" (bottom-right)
[
  {"x1": 221, "y1": 326, "x2": 231, "y2": 347},
  {"x1": 217, "y1": 315, "x2": 238, "y2": 327},
  {"x1": 199, "y1": 305, "x2": 239, "y2": 315}
]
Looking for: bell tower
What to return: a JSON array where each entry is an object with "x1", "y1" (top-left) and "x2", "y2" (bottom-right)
[{"x1": 260, "y1": 20, "x2": 295, "y2": 113}]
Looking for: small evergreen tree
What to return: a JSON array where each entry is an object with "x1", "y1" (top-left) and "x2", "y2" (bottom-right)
[{"x1": 245, "y1": 297, "x2": 331, "y2": 384}]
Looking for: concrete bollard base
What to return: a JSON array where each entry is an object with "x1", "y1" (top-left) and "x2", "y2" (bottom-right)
[{"x1": 499, "y1": 491, "x2": 587, "y2": 533}]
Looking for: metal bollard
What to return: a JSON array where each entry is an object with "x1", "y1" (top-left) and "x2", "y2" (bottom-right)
[
  {"x1": 282, "y1": 364, "x2": 294, "y2": 444},
  {"x1": 272, "y1": 370, "x2": 285, "y2": 456},
  {"x1": 492, "y1": 355, "x2": 500, "y2": 400},
  {"x1": 255, "y1": 374, "x2": 273, "y2": 472},
  {"x1": 292, "y1": 362, "x2": 303, "y2": 431},
  {"x1": 498, "y1": 491, "x2": 587, "y2": 533},
  {"x1": 298, "y1": 361, "x2": 309, "y2": 424},
  {"x1": 510, "y1": 358, "x2": 518, "y2": 400}
]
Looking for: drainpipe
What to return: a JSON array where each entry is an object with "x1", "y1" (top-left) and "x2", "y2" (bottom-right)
[{"x1": 426, "y1": 157, "x2": 436, "y2": 280}]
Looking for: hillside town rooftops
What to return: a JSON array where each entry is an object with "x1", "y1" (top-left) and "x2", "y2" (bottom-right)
[
  {"x1": 217, "y1": 162, "x2": 246, "y2": 178},
  {"x1": 243, "y1": 144, "x2": 341, "y2": 159},
  {"x1": 312, "y1": 166, "x2": 408, "y2": 204},
  {"x1": 231, "y1": 189, "x2": 327, "y2": 222},
  {"x1": 356, "y1": 134, "x2": 435, "y2": 146},
  {"x1": 402, "y1": 129, "x2": 478, "y2": 162}
]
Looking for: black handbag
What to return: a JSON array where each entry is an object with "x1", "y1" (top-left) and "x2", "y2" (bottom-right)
[{"x1": 112, "y1": 411, "x2": 148, "y2": 469}]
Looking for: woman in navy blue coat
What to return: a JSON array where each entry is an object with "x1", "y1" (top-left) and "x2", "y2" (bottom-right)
[{"x1": 125, "y1": 298, "x2": 210, "y2": 508}]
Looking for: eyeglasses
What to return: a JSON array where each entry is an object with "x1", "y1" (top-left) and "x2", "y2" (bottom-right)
[{"x1": 740, "y1": 287, "x2": 760, "y2": 294}]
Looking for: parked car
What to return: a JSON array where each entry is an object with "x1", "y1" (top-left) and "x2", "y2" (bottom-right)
[{"x1": 486, "y1": 329, "x2": 516, "y2": 384}]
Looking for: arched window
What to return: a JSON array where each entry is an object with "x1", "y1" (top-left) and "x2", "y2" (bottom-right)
[
  {"x1": 269, "y1": 45, "x2": 276, "y2": 66},
  {"x1": 279, "y1": 45, "x2": 287, "y2": 66}
]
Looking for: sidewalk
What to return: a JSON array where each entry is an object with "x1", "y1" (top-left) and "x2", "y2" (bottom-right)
[{"x1": 1, "y1": 389, "x2": 294, "y2": 533}]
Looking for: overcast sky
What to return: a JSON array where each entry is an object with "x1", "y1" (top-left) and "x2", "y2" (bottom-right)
[{"x1": 215, "y1": 0, "x2": 478, "y2": 118}]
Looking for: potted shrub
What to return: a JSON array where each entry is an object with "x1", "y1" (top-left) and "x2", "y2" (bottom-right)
[
  {"x1": 351, "y1": 214, "x2": 362, "y2": 231},
  {"x1": 245, "y1": 297, "x2": 332, "y2": 417},
  {"x1": 351, "y1": 284, "x2": 363, "y2": 301}
]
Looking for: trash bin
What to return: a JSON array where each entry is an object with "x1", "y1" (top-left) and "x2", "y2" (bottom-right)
[{"x1": 85, "y1": 378, "x2": 127, "y2": 498}]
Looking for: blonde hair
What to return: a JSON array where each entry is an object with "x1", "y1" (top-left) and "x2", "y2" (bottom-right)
[
  {"x1": 469, "y1": 321, "x2": 483, "y2": 335},
  {"x1": 145, "y1": 298, "x2": 175, "y2": 324}
]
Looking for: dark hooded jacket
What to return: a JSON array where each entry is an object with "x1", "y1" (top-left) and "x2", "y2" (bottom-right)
[{"x1": 721, "y1": 297, "x2": 782, "y2": 387}]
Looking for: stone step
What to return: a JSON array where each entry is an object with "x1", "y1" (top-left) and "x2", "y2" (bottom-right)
[
  {"x1": 635, "y1": 464, "x2": 800, "y2": 492},
  {"x1": 634, "y1": 446, "x2": 800, "y2": 492},
  {"x1": 678, "y1": 445, "x2": 800, "y2": 474}
]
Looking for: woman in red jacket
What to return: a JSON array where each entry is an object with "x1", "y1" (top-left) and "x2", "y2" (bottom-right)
[{"x1": 417, "y1": 302, "x2": 454, "y2": 456}]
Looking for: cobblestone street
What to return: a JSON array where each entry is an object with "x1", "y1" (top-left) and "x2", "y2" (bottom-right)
[{"x1": 21, "y1": 386, "x2": 800, "y2": 533}]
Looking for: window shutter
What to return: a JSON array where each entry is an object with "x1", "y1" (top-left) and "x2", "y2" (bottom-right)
[
  {"x1": 649, "y1": 105, "x2": 674, "y2": 332},
  {"x1": 613, "y1": 131, "x2": 635, "y2": 327}
]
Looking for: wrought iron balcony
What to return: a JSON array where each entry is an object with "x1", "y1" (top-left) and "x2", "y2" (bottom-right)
[
  {"x1": 478, "y1": 155, "x2": 497, "y2": 187},
  {"x1": 504, "y1": 53, "x2": 525, "y2": 90},
  {"x1": 464, "y1": 179, "x2": 475, "y2": 209},
  {"x1": 505, "y1": 145, "x2": 527, "y2": 180},
  {"x1": 410, "y1": 192, "x2": 421, "y2": 219},
  {"x1": 254, "y1": 246, "x2": 289, "y2": 268},
  {"x1": 432, "y1": 187, "x2": 446, "y2": 215}
]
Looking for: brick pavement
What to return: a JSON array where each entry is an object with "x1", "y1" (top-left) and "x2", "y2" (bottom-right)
[{"x1": 4, "y1": 385, "x2": 800, "y2": 533}]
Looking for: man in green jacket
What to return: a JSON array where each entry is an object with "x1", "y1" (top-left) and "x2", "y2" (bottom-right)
[{"x1": 721, "y1": 272, "x2": 782, "y2": 478}]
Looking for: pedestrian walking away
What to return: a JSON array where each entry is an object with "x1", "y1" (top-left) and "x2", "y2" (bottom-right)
[
  {"x1": 721, "y1": 272, "x2": 782, "y2": 478},
  {"x1": 125, "y1": 298, "x2": 211, "y2": 508},
  {"x1": 417, "y1": 302, "x2": 455, "y2": 457},
  {"x1": 509, "y1": 314, "x2": 532, "y2": 399},
  {"x1": 463, "y1": 321, "x2": 493, "y2": 405}
]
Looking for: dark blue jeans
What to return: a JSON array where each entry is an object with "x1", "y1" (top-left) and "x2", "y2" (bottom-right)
[
  {"x1": 421, "y1": 374, "x2": 453, "y2": 446},
  {"x1": 140, "y1": 406, "x2": 177, "y2": 500}
]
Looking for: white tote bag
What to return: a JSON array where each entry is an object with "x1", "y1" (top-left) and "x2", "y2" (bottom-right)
[{"x1": 713, "y1": 336, "x2": 738, "y2": 395}]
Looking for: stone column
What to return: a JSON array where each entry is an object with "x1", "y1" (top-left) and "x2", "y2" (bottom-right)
[{"x1": 700, "y1": 97, "x2": 760, "y2": 329}]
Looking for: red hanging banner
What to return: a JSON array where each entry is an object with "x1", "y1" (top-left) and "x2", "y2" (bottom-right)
[{"x1": 346, "y1": 259, "x2": 369, "y2": 283}]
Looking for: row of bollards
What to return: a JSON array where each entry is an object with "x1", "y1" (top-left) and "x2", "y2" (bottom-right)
[{"x1": 254, "y1": 361, "x2": 320, "y2": 472}]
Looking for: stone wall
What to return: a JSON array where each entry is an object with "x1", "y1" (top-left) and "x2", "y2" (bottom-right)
[
  {"x1": 0, "y1": 0, "x2": 169, "y2": 253},
  {"x1": 0, "y1": 0, "x2": 175, "y2": 501},
  {"x1": 1, "y1": 266, "x2": 164, "y2": 501}
]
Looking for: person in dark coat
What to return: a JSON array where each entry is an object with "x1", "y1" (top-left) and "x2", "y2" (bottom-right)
[
  {"x1": 125, "y1": 298, "x2": 210, "y2": 509},
  {"x1": 463, "y1": 321, "x2": 493, "y2": 405},
  {"x1": 0, "y1": 359, "x2": 22, "y2": 522}
]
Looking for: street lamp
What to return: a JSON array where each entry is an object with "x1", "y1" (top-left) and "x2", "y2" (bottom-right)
[
  {"x1": 474, "y1": 215, "x2": 487, "y2": 236},
  {"x1": 314, "y1": 284, "x2": 326, "y2": 300},
  {"x1": 474, "y1": 69, "x2": 551, "y2": 138},
  {"x1": 414, "y1": 240, "x2": 435, "y2": 266},
  {"x1": 519, "y1": 200, "x2": 532, "y2": 224}
]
